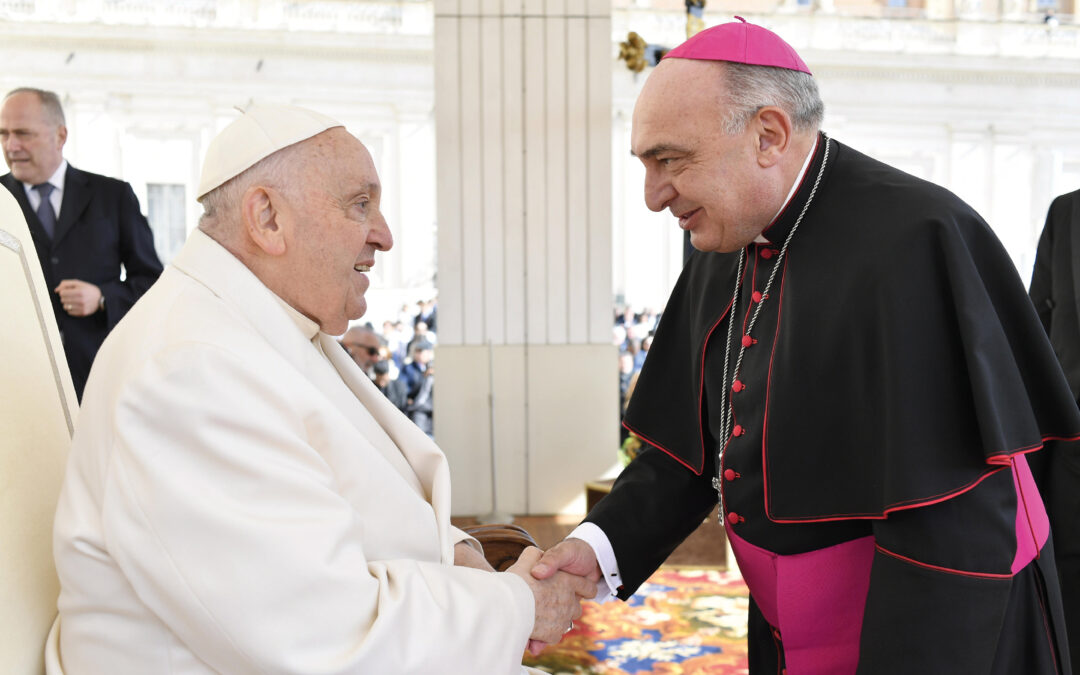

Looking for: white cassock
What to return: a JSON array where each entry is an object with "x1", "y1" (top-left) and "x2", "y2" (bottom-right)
[{"x1": 47, "y1": 229, "x2": 540, "y2": 674}]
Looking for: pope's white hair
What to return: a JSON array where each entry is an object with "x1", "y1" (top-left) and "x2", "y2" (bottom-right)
[
  {"x1": 197, "y1": 143, "x2": 303, "y2": 237},
  {"x1": 717, "y1": 62, "x2": 824, "y2": 135}
]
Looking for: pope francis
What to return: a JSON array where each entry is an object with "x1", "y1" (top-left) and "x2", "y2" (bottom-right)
[{"x1": 46, "y1": 105, "x2": 591, "y2": 674}]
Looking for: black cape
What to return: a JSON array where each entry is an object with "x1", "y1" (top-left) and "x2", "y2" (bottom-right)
[{"x1": 624, "y1": 137, "x2": 1080, "y2": 522}]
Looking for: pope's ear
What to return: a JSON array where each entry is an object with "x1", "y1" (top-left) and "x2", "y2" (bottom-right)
[
  {"x1": 754, "y1": 107, "x2": 792, "y2": 168},
  {"x1": 241, "y1": 185, "x2": 287, "y2": 257}
]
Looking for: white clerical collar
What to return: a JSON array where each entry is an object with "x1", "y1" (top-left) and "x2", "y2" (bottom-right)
[
  {"x1": 21, "y1": 158, "x2": 68, "y2": 193},
  {"x1": 270, "y1": 293, "x2": 321, "y2": 342},
  {"x1": 755, "y1": 135, "x2": 819, "y2": 244}
]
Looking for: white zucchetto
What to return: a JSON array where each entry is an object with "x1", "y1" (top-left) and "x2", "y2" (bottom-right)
[{"x1": 197, "y1": 104, "x2": 342, "y2": 199}]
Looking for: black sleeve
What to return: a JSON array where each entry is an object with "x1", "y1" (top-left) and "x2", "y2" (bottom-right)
[
  {"x1": 98, "y1": 182, "x2": 163, "y2": 327},
  {"x1": 1029, "y1": 198, "x2": 1058, "y2": 333},
  {"x1": 584, "y1": 446, "x2": 718, "y2": 598}
]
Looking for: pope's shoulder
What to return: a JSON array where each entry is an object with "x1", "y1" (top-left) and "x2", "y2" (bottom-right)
[{"x1": 93, "y1": 264, "x2": 261, "y2": 375}]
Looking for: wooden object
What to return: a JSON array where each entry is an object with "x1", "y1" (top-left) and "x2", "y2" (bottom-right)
[
  {"x1": 464, "y1": 523, "x2": 538, "y2": 571},
  {"x1": 585, "y1": 478, "x2": 615, "y2": 513}
]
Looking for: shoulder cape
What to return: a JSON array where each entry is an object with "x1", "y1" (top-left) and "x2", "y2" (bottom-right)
[{"x1": 625, "y1": 138, "x2": 1080, "y2": 521}]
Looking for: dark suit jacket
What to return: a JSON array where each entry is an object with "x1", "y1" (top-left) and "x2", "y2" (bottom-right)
[
  {"x1": 1029, "y1": 188, "x2": 1080, "y2": 669},
  {"x1": 1, "y1": 164, "x2": 163, "y2": 399},
  {"x1": 1031, "y1": 189, "x2": 1080, "y2": 399}
]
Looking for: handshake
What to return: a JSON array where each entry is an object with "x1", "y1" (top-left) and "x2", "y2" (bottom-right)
[{"x1": 501, "y1": 539, "x2": 603, "y2": 654}]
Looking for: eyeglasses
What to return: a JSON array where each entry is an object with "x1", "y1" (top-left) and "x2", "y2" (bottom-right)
[{"x1": 344, "y1": 344, "x2": 380, "y2": 357}]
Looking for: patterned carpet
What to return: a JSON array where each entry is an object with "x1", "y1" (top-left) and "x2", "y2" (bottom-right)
[{"x1": 523, "y1": 568, "x2": 750, "y2": 675}]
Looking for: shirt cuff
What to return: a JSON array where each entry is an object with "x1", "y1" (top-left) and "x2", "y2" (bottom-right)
[{"x1": 568, "y1": 522, "x2": 622, "y2": 602}]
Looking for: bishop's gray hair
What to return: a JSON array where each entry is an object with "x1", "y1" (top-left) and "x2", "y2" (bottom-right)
[{"x1": 717, "y1": 62, "x2": 824, "y2": 135}]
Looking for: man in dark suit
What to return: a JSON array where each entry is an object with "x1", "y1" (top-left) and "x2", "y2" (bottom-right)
[
  {"x1": 0, "y1": 87, "x2": 162, "y2": 400},
  {"x1": 1029, "y1": 187, "x2": 1080, "y2": 670}
]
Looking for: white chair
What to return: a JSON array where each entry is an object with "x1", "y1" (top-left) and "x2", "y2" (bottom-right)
[{"x1": 0, "y1": 187, "x2": 78, "y2": 674}]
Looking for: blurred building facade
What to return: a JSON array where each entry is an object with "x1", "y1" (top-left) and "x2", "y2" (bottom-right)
[
  {"x1": 2, "y1": 0, "x2": 1078, "y2": 513},
  {"x1": 614, "y1": 0, "x2": 1080, "y2": 310},
  {"x1": 2, "y1": 0, "x2": 1077, "y2": 314},
  {"x1": 0, "y1": 0, "x2": 440, "y2": 325}
]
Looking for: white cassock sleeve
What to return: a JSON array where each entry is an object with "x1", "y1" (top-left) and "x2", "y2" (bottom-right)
[
  {"x1": 450, "y1": 525, "x2": 484, "y2": 553},
  {"x1": 100, "y1": 342, "x2": 535, "y2": 674}
]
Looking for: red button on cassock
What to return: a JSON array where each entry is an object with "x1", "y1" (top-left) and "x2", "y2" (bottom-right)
[
  {"x1": 732, "y1": 380, "x2": 744, "y2": 393},
  {"x1": 732, "y1": 425, "x2": 744, "y2": 437},
  {"x1": 751, "y1": 291, "x2": 763, "y2": 303},
  {"x1": 727, "y1": 512, "x2": 742, "y2": 524},
  {"x1": 724, "y1": 469, "x2": 738, "y2": 481},
  {"x1": 760, "y1": 248, "x2": 773, "y2": 260},
  {"x1": 741, "y1": 335, "x2": 753, "y2": 347}
]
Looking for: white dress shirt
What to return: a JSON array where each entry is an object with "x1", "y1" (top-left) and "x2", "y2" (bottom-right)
[{"x1": 22, "y1": 159, "x2": 67, "y2": 216}]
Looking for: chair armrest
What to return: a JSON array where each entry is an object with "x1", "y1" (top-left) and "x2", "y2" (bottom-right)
[{"x1": 461, "y1": 523, "x2": 537, "y2": 571}]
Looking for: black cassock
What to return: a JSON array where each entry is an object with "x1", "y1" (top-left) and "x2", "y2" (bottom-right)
[
  {"x1": 1029, "y1": 187, "x2": 1080, "y2": 670},
  {"x1": 589, "y1": 135, "x2": 1080, "y2": 674}
]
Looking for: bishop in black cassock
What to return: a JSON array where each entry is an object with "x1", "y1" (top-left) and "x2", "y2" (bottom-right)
[{"x1": 533, "y1": 19, "x2": 1080, "y2": 675}]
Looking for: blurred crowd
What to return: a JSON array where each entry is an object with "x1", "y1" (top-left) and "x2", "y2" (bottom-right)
[
  {"x1": 342, "y1": 298, "x2": 661, "y2": 445},
  {"x1": 340, "y1": 298, "x2": 438, "y2": 437},
  {"x1": 614, "y1": 304, "x2": 660, "y2": 447}
]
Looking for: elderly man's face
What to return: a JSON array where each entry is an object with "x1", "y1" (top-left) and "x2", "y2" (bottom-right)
[
  {"x1": 0, "y1": 92, "x2": 66, "y2": 185},
  {"x1": 342, "y1": 328, "x2": 381, "y2": 369},
  {"x1": 631, "y1": 59, "x2": 783, "y2": 253},
  {"x1": 281, "y1": 129, "x2": 392, "y2": 334}
]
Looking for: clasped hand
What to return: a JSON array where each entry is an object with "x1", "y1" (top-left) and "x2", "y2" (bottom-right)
[
  {"x1": 55, "y1": 279, "x2": 102, "y2": 317},
  {"x1": 507, "y1": 540, "x2": 602, "y2": 655}
]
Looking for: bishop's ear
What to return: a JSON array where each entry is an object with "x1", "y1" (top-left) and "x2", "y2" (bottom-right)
[
  {"x1": 241, "y1": 185, "x2": 287, "y2": 257},
  {"x1": 753, "y1": 107, "x2": 792, "y2": 168}
]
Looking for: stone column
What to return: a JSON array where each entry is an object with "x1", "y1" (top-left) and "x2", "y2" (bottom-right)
[{"x1": 433, "y1": 0, "x2": 618, "y2": 516}]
